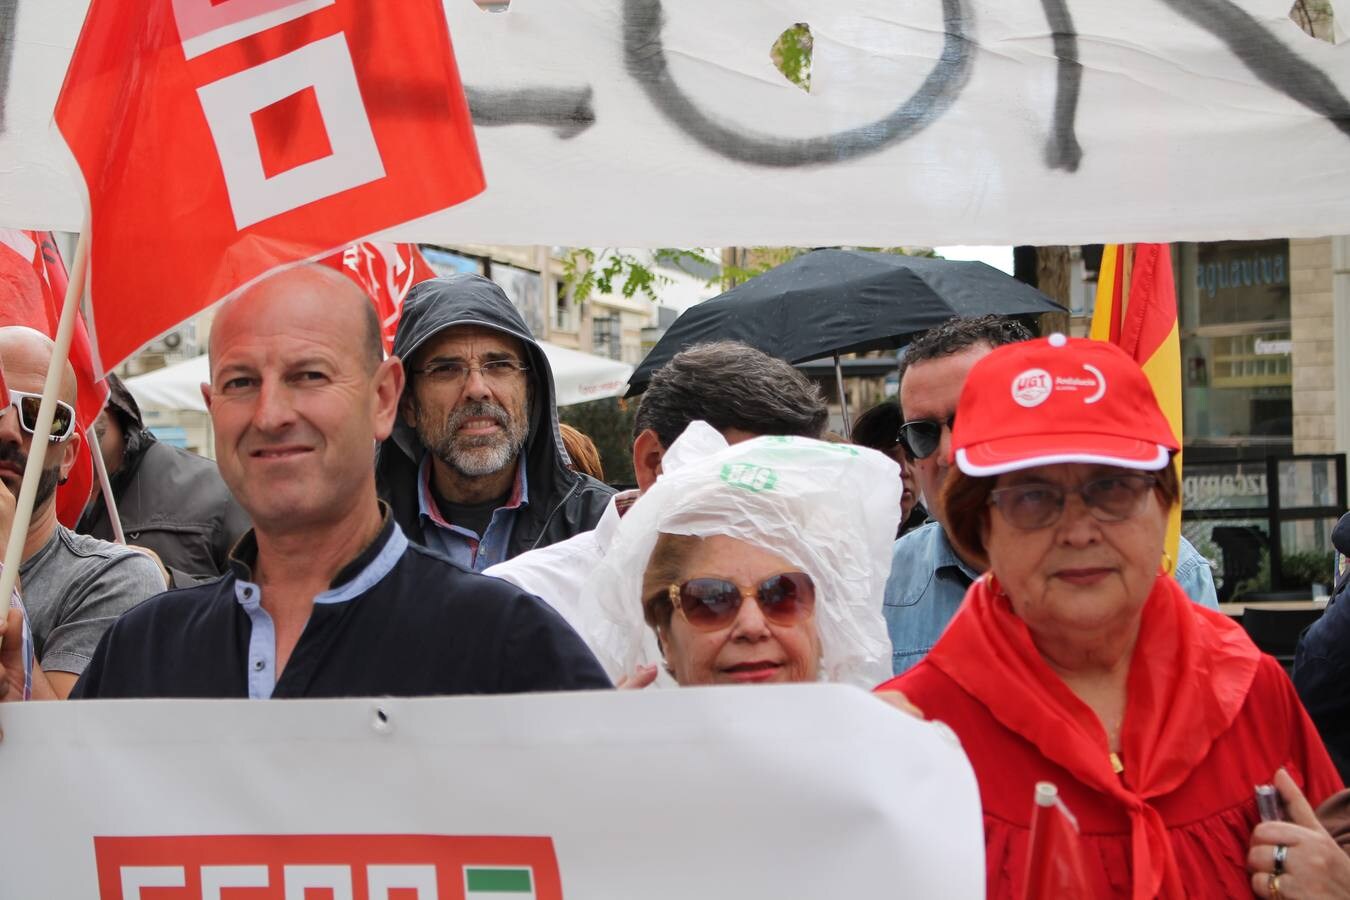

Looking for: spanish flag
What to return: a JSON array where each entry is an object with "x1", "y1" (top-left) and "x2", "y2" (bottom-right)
[{"x1": 1090, "y1": 245, "x2": 1183, "y2": 574}]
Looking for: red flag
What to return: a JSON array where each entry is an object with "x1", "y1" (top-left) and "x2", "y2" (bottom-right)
[
  {"x1": 55, "y1": 0, "x2": 484, "y2": 374},
  {"x1": 0, "y1": 230, "x2": 109, "y2": 527},
  {"x1": 319, "y1": 242, "x2": 436, "y2": 352},
  {"x1": 1022, "y1": 782, "x2": 1093, "y2": 900}
]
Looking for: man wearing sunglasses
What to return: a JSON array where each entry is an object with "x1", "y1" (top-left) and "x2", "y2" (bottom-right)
[
  {"x1": 377, "y1": 275, "x2": 613, "y2": 573},
  {"x1": 883, "y1": 316, "x2": 1218, "y2": 676},
  {"x1": 0, "y1": 327, "x2": 168, "y2": 698}
]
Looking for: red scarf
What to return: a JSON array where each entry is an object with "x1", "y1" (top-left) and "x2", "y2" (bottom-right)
[{"x1": 927, "y1": 574, "x2": 1261, "y2": 900}]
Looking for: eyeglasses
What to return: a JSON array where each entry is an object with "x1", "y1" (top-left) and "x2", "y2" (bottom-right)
[
  {"x1": 410, "y1": 359, "x2": 529, "y2": 386},
  {"x1": 659, "y1": 572, "x2": 816, "y2": 632},
  {"x1": 987, "y1": 474, "x2": 1159, "y2": 530},
  {"x1": 3, "y1": 390, "x2": 76, "y2": 443},
  {"x1": 899, "y1": 414, "x2": 956, "y2": 460}
]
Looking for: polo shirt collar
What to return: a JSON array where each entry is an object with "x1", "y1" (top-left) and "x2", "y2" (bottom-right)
[
  {"x1": 416, "y1": 452, "x2": 529, "y2": 533},
  {"x1": 227, "y1": 503, "x2": 407, "y2": 599}
]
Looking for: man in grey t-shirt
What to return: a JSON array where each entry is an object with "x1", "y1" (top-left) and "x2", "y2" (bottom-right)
[{"x1": 0, "y1": 327, "x2": 165, "y2": 697}]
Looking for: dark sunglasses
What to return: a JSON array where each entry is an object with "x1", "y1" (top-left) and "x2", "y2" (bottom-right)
[
  {"x1": 5, "y1": 390, "x2": 76, "y2": 443},
  {"x1": 659, "y1": 572, "x2": 816, "y2": 632},
  {"x1": 988, "y1": 474, "x2": 1159, "y2": 530},
  {"x1": 899, "y1": 414, "x2": 956, "y2": 460}
]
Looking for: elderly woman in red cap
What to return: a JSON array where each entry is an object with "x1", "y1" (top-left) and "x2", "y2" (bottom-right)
[{"x1": 877, "y1": 335, "x2": 1343, "y2": 899}]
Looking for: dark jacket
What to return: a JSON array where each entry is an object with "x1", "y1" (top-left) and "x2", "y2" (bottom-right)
[
  {"x1": 1293, "y1": 515, "x2": 1350, "y2": 781},
  {"x1": 376, "y1": 274, "x2": 613, "y2": 559},
  {"x1": 78, "y1": 374, "x2": 251, "y2": 584},
  {"x1": 72, "y1": 513, "x2": 612, "y2": 699}
]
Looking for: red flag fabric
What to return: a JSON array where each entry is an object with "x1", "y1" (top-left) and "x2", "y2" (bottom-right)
[
  {"x1": 0, "y1": 230, "x2": 109, "y2": 526},
  {"x1": 55, "y1": 0, "x2": 484, "y2": 374},
  {"x1": 319, "y1": 242, "x2": 436, "y2": 352},
  {"x1": 1022, "y1": 783, "x2": 1092, "y2": 900}
]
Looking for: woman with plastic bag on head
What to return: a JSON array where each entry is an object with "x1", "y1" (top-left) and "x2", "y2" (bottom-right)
[{"x1": 585, "y1": 421, "x2": 898, "y2": 689}]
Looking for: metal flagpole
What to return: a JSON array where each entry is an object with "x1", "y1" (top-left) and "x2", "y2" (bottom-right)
[
  {"x1": 834, "y1": 353, "x2": 852, "y2": 439},
  {"x1": 0, "y1": 222, "x2": 89, "y2": 636},
  {"x1": 85, "y1": 423, "x2": 126, "y2": 544}
]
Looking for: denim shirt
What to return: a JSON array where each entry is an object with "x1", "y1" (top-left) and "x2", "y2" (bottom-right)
[
  {"x1": 416, "y1": 454, "x2": 529, "y2": 572},
  {"x1": 883, "y1": 522, "x2": 1220, "y2": 676}
]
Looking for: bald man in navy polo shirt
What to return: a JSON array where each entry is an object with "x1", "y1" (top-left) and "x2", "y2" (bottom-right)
[{"x1": 0, "y1": 265, "x2": 609, "y2": 700}]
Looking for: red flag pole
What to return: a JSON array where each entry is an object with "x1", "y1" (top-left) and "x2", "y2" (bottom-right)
[{"x1": 0, "y1": 221, "x2": 89, "y2": 631}]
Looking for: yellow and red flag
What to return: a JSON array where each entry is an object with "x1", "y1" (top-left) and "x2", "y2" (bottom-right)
[{"x1": 1090, "y1": 244, "x2": 1183, "y2": 573}]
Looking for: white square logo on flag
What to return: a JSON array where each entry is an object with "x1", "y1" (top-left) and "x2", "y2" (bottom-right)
[
  {"x1": 196, "y1": 33, "x2": 386, "y2": 230},
  {"x1": 173, "y1": 0, "x2": 335, "y2": 59}
]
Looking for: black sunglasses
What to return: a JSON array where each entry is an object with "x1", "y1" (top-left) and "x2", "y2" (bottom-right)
[{"x1": 898, "y1": 414, "x2": 956, "y2": 460}]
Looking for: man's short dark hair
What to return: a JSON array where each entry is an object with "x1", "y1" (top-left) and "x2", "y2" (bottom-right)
[
  {"x1": 897, "y1": 315, "x2": 1034, "y2": 388},
  {"x1": 634, "y1": 341, "x2": 828, "y2": 447},
  {"x1": 359, "y1": 298, "x2": 383, "y2": 373},
  {"x1": 851, "y1": 400, "x2": 902, "y2": 454}
]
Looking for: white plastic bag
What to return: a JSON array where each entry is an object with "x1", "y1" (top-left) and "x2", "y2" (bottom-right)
[{"x1": 585, "y1": 422, "x2": 900, "y2": 688}]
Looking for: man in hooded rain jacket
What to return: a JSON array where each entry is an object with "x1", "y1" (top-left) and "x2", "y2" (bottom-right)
[{"x1": 377, "y1": 274, "x2": 613, "y2": 571}]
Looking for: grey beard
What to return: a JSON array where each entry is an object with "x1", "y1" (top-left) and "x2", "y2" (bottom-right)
[{"x1": 427, "y1": 400, "x2": 529, "y2": 478}]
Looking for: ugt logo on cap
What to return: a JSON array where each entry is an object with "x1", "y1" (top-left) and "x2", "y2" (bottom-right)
[{"x1": 1011, "y1": 369, "x2": 1052, "y2": 408}]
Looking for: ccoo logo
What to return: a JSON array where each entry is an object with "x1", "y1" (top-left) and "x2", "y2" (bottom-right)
[
  {"x1": 94, "y1": 834, "x2": 561, "y2": 900},
  {"x1": 1011, "y1": 369, "x2": 1053, "y2": 407}
]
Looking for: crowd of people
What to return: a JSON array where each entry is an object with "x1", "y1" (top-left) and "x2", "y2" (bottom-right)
[{"x1": 0, "y1": 265, "x2": 1348, "y2": 896}]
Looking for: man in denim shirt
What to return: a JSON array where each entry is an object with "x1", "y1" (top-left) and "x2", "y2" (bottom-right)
[{"x1": 884, "y1": 317, "x2": 1218, "y2": 676}]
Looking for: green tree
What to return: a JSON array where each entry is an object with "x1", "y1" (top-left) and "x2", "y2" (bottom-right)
[{"x1": 559, "y1": 397, "x2": 639, "y2": 486}]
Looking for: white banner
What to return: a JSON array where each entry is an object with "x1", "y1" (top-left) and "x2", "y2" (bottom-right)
[
  {"x1": 0, "y1": 685, "x2": 984, "y2": 898},
  {"x1": 4, "y1": 0, "x2": 1349, "y2": 245}
]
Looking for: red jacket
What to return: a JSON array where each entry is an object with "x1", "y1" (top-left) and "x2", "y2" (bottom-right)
[{"x1": 879, "y1": 574, "x2": 1343, "y2": 900}]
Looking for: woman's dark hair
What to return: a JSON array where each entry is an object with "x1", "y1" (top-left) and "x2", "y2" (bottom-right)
[
  {"x1": 941, "y1": 456, "x2": 1182, "y2": 565},
  {"x1": 850, "y1": 401, "x2": 903, "y2": 457}
]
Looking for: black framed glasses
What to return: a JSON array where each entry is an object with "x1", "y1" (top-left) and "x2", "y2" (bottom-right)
[
  {"x1": 5, "y1": 390, "x2": 76, "y2": 443},
  {"x1": 988, "y1": 474, "x2": 1159, "y2": 530},
  {"x1": 899, "y1": 414, "x2": 956, "y2": 460},
  {"x1": 410, "y1": 359, "x2": 529, "y2": 387},
  {"x1": 658, "y1": 572, "x2": 816, "y2": 631}
]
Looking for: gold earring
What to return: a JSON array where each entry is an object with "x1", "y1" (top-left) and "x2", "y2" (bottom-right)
[{"x1": 1160, "y1": 553, "x2": 1173, "y2": 574}]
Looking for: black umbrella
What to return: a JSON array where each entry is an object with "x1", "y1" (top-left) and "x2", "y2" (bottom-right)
[{"x1": 626, "y1": 249, "x2": 1065, "y2": 434}]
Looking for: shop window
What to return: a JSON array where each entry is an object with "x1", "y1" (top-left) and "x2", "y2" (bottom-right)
[{"x1": 1178, "y1": 240, "x2": 1293, "y2": 455}]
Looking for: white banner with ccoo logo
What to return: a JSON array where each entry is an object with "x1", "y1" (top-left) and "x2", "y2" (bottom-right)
[{"x1": 0, "y1": 684, "x2": 984, "y2": 898}]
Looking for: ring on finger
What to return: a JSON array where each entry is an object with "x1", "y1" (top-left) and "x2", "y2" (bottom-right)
[
  {"x1": 1273, "y1": 843, "x2": 1288, "y2": 877},
  {"x1": 1270, "y1": 872, "x2": 1283, "y2": 900}
]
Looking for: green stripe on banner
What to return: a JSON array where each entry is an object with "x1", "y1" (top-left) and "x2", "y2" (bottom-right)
[{"x1": 465, "y1": 867, "x2": 534, "y2": 893}]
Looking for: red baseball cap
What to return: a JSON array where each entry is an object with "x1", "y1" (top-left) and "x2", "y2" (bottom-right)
[{"x1": 951, "y1": 334, "x2": 1178, "y2": 477}]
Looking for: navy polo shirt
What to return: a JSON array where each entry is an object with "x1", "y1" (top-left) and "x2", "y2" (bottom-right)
[{"x1": 72, "y1": 512, "x2": 611, "y2": 699}]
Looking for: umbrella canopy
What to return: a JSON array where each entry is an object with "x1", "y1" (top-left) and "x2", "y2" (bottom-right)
[
  {"x1": 127, "y1": 341, "x2": 633, "y2": 412},
  {"x1": 627, "y1": 249, "x2": 1064, "y2": 396}
]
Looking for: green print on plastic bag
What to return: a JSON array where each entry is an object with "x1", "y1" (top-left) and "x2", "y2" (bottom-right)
[{"x1": 720, "y1": 463, "x2": 778, "y2": 493}]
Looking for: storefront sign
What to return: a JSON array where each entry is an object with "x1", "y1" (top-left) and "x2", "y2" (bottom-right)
[
  {"x1": 1184, "y1": 470, "x2": 1269, "y2": 509},
  {"x1": 1195, "y1": 240, "x2": 1291, "y2": 325}
]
